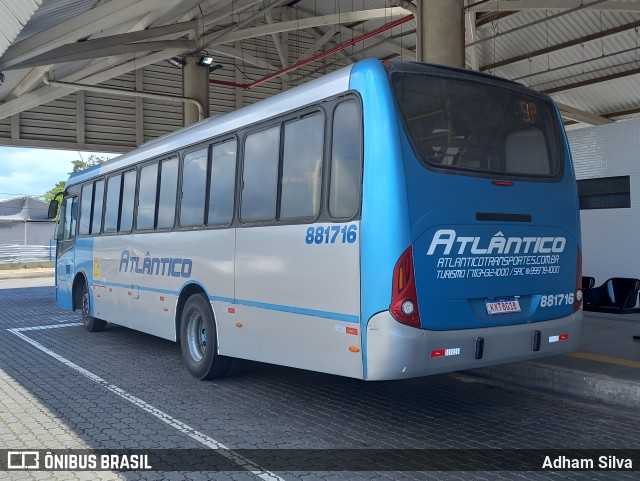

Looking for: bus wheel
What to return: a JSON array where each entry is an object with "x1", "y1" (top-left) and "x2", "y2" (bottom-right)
[
  {"x1": 80, "y1": 282, "x2": 106, "y2": 332},
  {"x1": 180, "y1": 294, "x2": 230, "y2": 380}
]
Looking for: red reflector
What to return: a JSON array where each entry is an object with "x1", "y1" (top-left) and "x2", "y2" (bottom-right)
[
  {"x1": 492, "y1": 180, "x2": 513, "y2": 186},
  {"x1": 559, "y1": 333, "x2": 569, "y2": 341},
  {"x1": 346, "y1": 326, "x2": 358, "y2": 336},
  {"x1": 389, "y1": 246, "x2": 421, "y2": 328},
  {"x1": 227, "y1": 307, "x2": 236, "y2": 314},
  {"x1": 431, "y1": 348, "x2": 445, "y2": 358}
]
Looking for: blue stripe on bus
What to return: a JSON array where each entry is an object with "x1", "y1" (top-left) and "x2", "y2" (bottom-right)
[
  {"x1": 231, "y1": 298, "x2": 359, "y2": 324},
  {"x1": 92, "y1": 281, "x2": 358, "y2": 324},
  {"x1": 95, "y1": 280, "x2": 176, "y2": 296}
]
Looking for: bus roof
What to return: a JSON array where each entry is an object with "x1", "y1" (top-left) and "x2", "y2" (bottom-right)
[{"x1": 67, "y1": 63, "x2": 355, "y2": 187}]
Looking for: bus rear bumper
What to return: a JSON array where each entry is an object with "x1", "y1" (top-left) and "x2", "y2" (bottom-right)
[{"x1": 365, "y1": 311, "x2": 582, "y2": 380}]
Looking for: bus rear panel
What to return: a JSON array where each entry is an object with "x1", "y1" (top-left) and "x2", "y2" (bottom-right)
[{"x1": 356, "y1": 61, "x2": 582, "y2": 380}]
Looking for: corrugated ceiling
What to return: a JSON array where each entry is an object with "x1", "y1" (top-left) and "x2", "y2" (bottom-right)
[
  {"x1": 15, "y1": 0, "x2": 99, "y2": 42},
  {"x1": 0, "y1": 0, "x2": 43, "y2": 57}
]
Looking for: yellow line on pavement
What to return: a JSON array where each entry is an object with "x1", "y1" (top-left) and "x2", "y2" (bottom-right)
[{"x1": 570, "y1": 352, "x2": 640, "y2": 369}]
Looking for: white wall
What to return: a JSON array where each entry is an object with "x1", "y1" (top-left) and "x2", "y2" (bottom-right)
[
  {"x1": 0, "y1": 221, "x2": 54, "y2": 245},
  {"x1": 568, "y1": 119, "x2": 640, "y2": 284}
]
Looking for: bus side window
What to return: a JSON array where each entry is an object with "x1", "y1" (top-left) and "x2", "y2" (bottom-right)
[
  {"x1": 157, "y1": 156, "x2": 179, "y2": 229},
  {"x1": 79, "y1": 184, "x2": 93, "y2": 235},
  {"x1": 280, "y1": 112, "x2": 324, "y2": 220},
  {"x1": 91, "y1": 179, "x2": 105, "y2": 234},
  {"x1": 329, "y1": 100, "x2": 362, "y2": 219},
  {"x1": 241, "y1": 126, "x2": 280, "y2": 223},
  {"x1": 104, "y1": 174, "x2": 122, "y2": 233},
  {"x1": 119, "y1": 170, "x2": 137, "y2": 232},
  {"x1": 55, "y1": 199, "x2": 66, "y2": 241},
  {"x1": 208, "y1": 139, "x2": 237, "y2": 226},
  {"x1": 180, "y1": 148, "x2": 208, "y2": 227},
  {"x1": 136, "y1": 162, "x2": 159, "y2": 230},
  {"x1": 66, "y1": 197, "x2": 78, "y2": 240},
  {"x1": 60, "y1": 198, "x2": 71, "y2": 240}
]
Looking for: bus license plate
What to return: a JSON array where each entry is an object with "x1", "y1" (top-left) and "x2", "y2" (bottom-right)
[{"x1": 486, "y1": 299, "x2": 521, "y2": 315}]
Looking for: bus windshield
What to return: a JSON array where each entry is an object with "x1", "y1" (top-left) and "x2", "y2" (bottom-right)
[{"x1": 391, "y1": 72, "x2": 563, "y2": 179}]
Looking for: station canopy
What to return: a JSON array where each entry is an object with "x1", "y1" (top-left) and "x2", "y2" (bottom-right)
[{"x1": 1, "y1": 0, "x2": 640, "y2": 153}]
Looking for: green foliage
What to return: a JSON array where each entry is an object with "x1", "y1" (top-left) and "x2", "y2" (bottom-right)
[
  {"x1": 43, "y1": 180, "x2": 66, "y2": 203},
  {"x1": 43, "y1": 153, "x2": 111, "y2": 202}
]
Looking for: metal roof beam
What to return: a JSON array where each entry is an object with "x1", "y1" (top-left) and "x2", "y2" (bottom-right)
[
  {"x1": 334, "y1": 23, "x2": 415, "y2": 60},
  {"x1": 283, "y1": 7, "x2": 354, "y2": 63},
  {"x1": 211, "y1": 45, "x2": 279, "y2": 70},
  {"x1": 305, "y1": 26, "x2": 338, "y2": 54},
  {"x1": 467, "y1": 0, "x2": 609, "y2": 48},
  {"x1": 556, "y1": 102, "x2": 612, "y2": 125},
  {"x1": 204, "y1": 0, "x2": 292, "y2": 45},
  {"x1": 0, "y1": 0, "x2": 163, "y2": 69},
  {"x1": 150, "y1": 0, "x2": 227, "y2": 27},
  {"x1": 286, "y1": 6, "x2": 413, "y2": 62},
  {"x1": 0, "y1": 48, "x2": 187, "y2": 120},
  {"x1": 481, "y1": 18, "x2": 640, "y2": 71},
  {"x1": 476, "y1": 11, "x2": 517, "y2": 27},
  {"x1": 4, "y1": 40, "x2": 196, "y2": 70},
  {"x1": 265, "y1": 11, "x2": 288, "y2": 68},
  {"x1": 0, "y1": 0, "x2": 252, "y2": 117},
  {"x1": 543, "y1": 65, "x2": 640, "y2": 94},
  {"x1": 468, "y1": 0, "x2": 640, "y2": 12},
  {"x1": 393, "y1": 1, "x2": 417, "y2": 15},
  {"x1": 1, "y1": 0, "x2": 186, "y2": 101},
  {"x1": 205, "y1": 7, "x2": 412, "y2": 46},
  {"x1": 1, "y1": 20, "x2": 199, "y2": 70},
  {"x1": 604, "y1": 105, "x2": 640, "y2": 119},
  {"x1": 0, "y1": 0, "x2": 43, "y2": 58}
]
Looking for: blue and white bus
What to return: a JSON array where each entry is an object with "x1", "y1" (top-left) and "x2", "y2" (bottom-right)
[{"x1": 51, "y1": 59, "x2": 582, "y2": 381}]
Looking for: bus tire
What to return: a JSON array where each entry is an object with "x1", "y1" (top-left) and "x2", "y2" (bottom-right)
[
  {"x1": 180, "y1": 294, "x2": 230, "y2": 380},
  {"x1": 80, "y1": 282, "x2": 107, "y2": 332}
]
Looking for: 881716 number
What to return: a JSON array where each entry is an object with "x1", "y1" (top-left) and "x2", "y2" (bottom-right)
[
  {"x1": 305, "y1": 224, "x2": 358, "y2": 245},
  {"x1": 539, "y1": 292, "x2": 575, "y2": 308}
]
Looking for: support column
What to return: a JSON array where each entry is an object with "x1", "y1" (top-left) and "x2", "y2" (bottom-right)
[
  {"x1": 416, "y1": 0, "x2": 465, "y2": 68},
  {"x1": 183, "y1": 56, "x2": 209, "y2": 126},
  {"x1": 76, "y1": 91, "x2": 86, "y2": 146},
  {"x1": 135, "y1": 69, "x2": 144, "y2": 145}
]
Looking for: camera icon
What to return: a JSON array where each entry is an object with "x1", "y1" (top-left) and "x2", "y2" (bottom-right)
[{"x1": 7, "y1": 451, "x2": 40, "y2": 470}]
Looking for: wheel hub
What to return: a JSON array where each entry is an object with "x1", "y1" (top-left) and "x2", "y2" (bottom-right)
[{"x1": 187, "y1": 310, "x2": 208, "y2": 363}]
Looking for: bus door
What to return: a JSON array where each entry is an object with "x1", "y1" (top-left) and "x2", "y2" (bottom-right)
[{"x1": 56, "y1": 195, "x2": 78, "y2": 310}]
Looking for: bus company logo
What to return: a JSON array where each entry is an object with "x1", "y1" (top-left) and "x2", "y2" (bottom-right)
[
  {"x1": 427, "y1": 229, "x2": 567, "y2": 256},
  {"x1": 119, "y1": 250, "x2": 193, "y2": 278},
  {"x1": 7, "y1": 451, "x2": 39, "y2": 470}
]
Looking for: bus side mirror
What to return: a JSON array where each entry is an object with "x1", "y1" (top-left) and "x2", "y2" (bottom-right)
[{"x1": 47, "y1": 199, "x2": 59, "y2": 219}]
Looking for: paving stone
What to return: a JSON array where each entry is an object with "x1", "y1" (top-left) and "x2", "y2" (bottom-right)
[{"x1": 0, "y1": 286, "x2": 639, "y2": 481}]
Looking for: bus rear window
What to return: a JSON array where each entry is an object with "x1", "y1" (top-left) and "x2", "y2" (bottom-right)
[{"x1": 391, "y1": 73, "x2": 562, "y2": 178}]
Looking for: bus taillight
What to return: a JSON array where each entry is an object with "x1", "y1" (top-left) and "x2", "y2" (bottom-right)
[
  {"x1": 574, "y1": 248, "x2": 583, "y2": 311},
  {"x1": 390, "y1": 246, "x2": 421, "y2": 328}
]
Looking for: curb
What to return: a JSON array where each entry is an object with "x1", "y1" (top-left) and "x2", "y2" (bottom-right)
[
  {"x1": 0, "y1": 272, "x2": 54, "y2": 281},
  {"x1": 470, "y1": 361, "x2": 640, "y2": 409},
  {"x1": 0, "y1": 261, "x2": 54, "y2": 271}
]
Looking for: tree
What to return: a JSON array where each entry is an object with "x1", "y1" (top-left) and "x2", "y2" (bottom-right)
[
  {"x1": 43, "y1": 180, "x2": 66, "y2": 203},
  {"x1": 43, "y1": 153, "x2": 111, "y2": 202}
]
